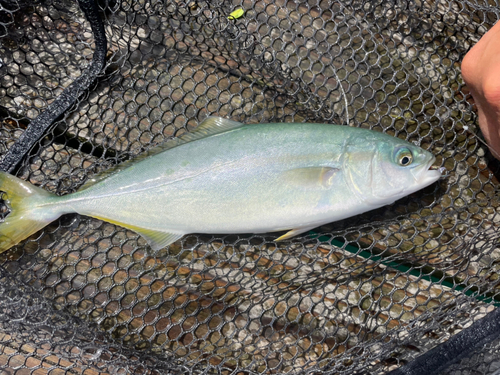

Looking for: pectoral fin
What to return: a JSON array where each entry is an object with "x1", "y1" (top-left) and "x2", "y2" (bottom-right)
[
  {"x1": 281, "y1": 167, "x2": 339, "y2": 189},
  {"x1": 275, "y1": 226, "x2": 317, "y2": 241}
]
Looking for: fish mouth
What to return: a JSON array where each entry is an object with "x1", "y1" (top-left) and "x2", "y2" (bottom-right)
[{"x1": 414, "y1": 156, "x2": 443, "y2": 185}]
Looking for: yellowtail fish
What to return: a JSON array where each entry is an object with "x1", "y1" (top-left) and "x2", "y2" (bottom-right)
[{"x1": 0, "y1": 117, "x2": 442, "y2": 253}]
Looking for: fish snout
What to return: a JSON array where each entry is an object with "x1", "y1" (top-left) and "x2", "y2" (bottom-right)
[{"x1": 412, "y1": 156, "x2": 443, "y2": 186}]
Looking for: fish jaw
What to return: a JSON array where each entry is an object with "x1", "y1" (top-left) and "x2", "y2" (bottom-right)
[{"x1": 410, "y1": 155, "x2": 442, "y2": 190}]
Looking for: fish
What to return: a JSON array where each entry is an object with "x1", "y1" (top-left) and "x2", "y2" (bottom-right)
[{"x1": 0, "y1": 117, "x2": 442, "y2": 253}]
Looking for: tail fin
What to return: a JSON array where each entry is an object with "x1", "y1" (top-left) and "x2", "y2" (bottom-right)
[{"x1": 0, "y1": 172, "x2": 61, "y2": 253}]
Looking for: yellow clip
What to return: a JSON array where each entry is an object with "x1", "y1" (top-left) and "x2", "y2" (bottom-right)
[{"x1": 228, "y1": 8, "x2": 244, "y2": 20}]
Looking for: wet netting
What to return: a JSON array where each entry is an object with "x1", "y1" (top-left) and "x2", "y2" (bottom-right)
[{"x1": 0, "y1": 0, "x2": 498, "y2": 374}]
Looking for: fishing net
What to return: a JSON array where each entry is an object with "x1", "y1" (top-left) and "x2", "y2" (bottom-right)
[{"x1": 0, "y1": 0, "x2": 498, "y2": 374}]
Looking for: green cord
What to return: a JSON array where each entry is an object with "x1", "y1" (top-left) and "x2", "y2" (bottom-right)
[{"x1": 311, "y1": 232, "x2": 500, "y2": 307}]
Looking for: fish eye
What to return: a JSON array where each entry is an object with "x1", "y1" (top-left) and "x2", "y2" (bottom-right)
[{"x1": 395, "y1": 148, "x2": 413, "y2": 167}]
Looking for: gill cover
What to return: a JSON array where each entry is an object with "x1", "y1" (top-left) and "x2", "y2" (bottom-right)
[{"x1": 342, "y1": 133, "x2": 434, "y2": 206}]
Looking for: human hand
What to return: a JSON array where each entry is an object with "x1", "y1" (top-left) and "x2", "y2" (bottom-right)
[{"x1": 461, "y1": 21, "x2": 500, "y2": 159}]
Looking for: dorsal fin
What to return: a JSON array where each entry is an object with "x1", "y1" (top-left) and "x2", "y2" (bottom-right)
[
  {"x1": 175, "y1": 116, "x2": 243, "y2": 143},
  {"x1": 80, "y1": 117, "x2": 244, "y2": 190}
]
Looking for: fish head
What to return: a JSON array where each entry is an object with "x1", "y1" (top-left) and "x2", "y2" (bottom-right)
[{"x1": 343, "y1": 131, "x2": 442, "y2": 206}]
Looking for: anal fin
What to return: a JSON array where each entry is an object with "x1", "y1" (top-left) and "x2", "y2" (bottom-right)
[
  {"x1": 136, "y1": 229, "x2": 184, "y2": 251},
  {"x1": 275, "y1": 226, "x2": 317, "y2": 241},
  {"x1": 90, "y1": 215, "x2": 184, "y2": 250}
]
